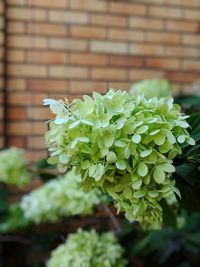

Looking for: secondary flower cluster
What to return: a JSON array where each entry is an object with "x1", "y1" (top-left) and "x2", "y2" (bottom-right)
[
  {"x1": 44, "y1": 89, "x2": 194, "y2": 224},
  {"x1": 129, "y1": 79, "x2": 172, "y2": 99},
  {"x1": 0, "y1": 147, "x2": 30, "y2": 186},
  {"x1": 20, "y1": 169, "x2": 101, "y2": 224},
  {"x1": 47, "y1": 229, "x2": 126, "y2": 267}
]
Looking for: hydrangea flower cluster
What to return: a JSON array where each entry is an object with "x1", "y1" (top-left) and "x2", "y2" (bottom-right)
[
  {"x1": 47, "y1": 229, "x2": 126, "y2": 267},
  {"x1": 44, "y1": 89, "x2": 195, "y2": 224},
  {"x1": 20, "y1": 169, "x2": 101, "y2": 224},
  {"x1": 0, "y1": 147, "x2": 30, "y2": 186},
  {"x1": 129, "y1": 79, "x2": 172, "y2": 99}
]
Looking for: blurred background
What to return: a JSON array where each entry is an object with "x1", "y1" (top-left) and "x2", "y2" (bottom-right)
[{"x1": 0, "y1": 0, "x2": 200, "y2": 162}]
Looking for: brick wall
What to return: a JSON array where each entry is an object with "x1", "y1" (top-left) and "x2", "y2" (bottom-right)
[
  {"x1": 1, "y1": 0, "x2": 200, "y2": 161},
  {"x1": 0, "y1": 0, "x2": 5, "y2": 148}
]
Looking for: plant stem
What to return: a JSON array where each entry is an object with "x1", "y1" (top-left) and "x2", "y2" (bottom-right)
[{"x1": 102, "y1": 204, "x2": 121, "y2": 234}]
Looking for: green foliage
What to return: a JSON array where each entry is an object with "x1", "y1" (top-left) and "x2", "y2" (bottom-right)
[
  {"x1": 47, "y1": 229, "x2": 126, "y2": 267},
  {"x1": 131, "y1": 211, "x2": 200, "y2": 263},
  {"x1": 0, "y1": 147, "x2": 30, "y2": 186},
  {"x1": 175, "y1": 95, "x2": 200, "y2": 114},
  {"x1": 44, "y1": 89, "x2": 194, "y2": 225},
  {"x1": 174, "y1": 112, "x2": 200, "y2": 213},
  {"x1": 0, "y1": 203, "x2": 30, "y2": 233},
  {"x1": 20, "y1": 169, "x2": 102, "y2": 224},
  {"x1": 0, "y1": 185, "x2": 9, "y2": 221},
  {"x1": 36, "y1": 158, "x2": 57, "y2": 182},
  {"x1": 129, "y1": 79, "x2": 172, "y2": 99}
]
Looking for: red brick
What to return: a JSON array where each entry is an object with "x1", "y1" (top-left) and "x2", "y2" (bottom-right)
[
  {"x1": 7, "y1": 79, "x2": 26, "y2": 91},
  {"x1": 27, "y1": 0, "x2": 68, "y2": 8},
  {"x1": 90, "y1": 14, "x2": 127, "y2": 28},
  {"x1": 166, "y1": 46, "x2": 199, "y2": 58},
  {"x1": 70, "y1": 26, "x2": 106, "y2": 39},
  {"x1": 49, "y1": 66, "x2": 89, "y2": 79},
  {"x1": 27, "y1": 136, "x2": 46, "y2": 149},
  {"x1": 91, "y1": 68, "x2": 127, "y2": 81},
  {"x1": 166, "y1": 20, "x2": 199, "y2": 33},
  {"x1": 27, "y1": 107, "x2": 53, "y2": 120},
  {"x1": 107, "y1": 82, "x2": 130, "y2": 90},
  {"x1": 0, "y1": 137, "x2": 4, "y2": 148},
  {"x1": 69, "y1": 53, "x2": 108, "y2": 66},
  {"x1": 7, "y1": 36, "x2": 47, "y2": 49},
  {"x1": 108, "y1": 29, "x2": 144, "y2": 42},
  {"x1": 26, "y1": 51, "x2": 66, "y2": 64},
  {"x1": 0, "y1": 48, "x2": 4, "y2": 60},
  {"x1": 182, "y1": 34, "x2": 200, "y2": 46},
  {"x1": 129, "y1": 17, "x2": 164, "y2": 30},
  {"x1": 27, "y1": 23, "x2": 66, "y2": 36},
  {"x1": 8, "y1": 122, "x2": 47, "y2": 135},
  {"x1": 27, "y1": 79, "x2": 68, "y2": 93},
  {"x1": 8, "y1": 93, "x2": 47, "y2": 106},
  {"x1": 129, "y1": 69, "x2": 164, "y2": 80},
  {"x1": 91, "y1": 41, "x2": 127, "y2": 54},
  {"x1": 49, "y1": 38, "x2": 87, "y2": 51},
  {"x1": 109, "y1": 55, "x2": 144, "y2": 68},
  {"x1": 165, "y1": 0, "x2": 200, "y2": 7},
  {"x1": 7, "y1": 50, "x2": 25, "y2": 62},
  {"x1": 184, "y1": 9, "x2": 200, "y2": 20},
  {"x1": 69, "y1": 81, "x2": 107, "y2": 94},
  {"x1": 8, "y1": 64, "x2": 47, "y2": 78},
  {"x1": 7, "y1": 107, "x2": 26, "y2": 120},
  {"x1": 7, "y1": 7, "x2": 46, "y2": 21},
  {"x1": 0, "y1": 17, "x2": 4, "y2": 30},
  {"x1": 49, "y1": 10, "x2": 88, "y2": 24},
  {"x1": 149, "y1": 6, "x2": 182, "y2": 18},
  {"x1": 26, "y1": 150, "x2": 48, "y2": 163},
  {"x1": 7, "y1": 137, "x2": 26, "y2": 148},
  {"x1": 0, "y1": 1, "x2": 4, "y2": 14},
  {"x1": 7, "y1": 22, "x2": 25, "y2": 34},
  {"x1": 109, "y1": 2, "x2": 146, "y2": 15},
  {"x1": 146, "y1": 58, "x2": 180, "y2": 70},
  {"x1": 70, "y1": 0, "x2": 107, "y2": 12},
  {"x1": 166, "y1": 71, "x2": 199, "y2": 83},
  {"x1": 182, "y1": 60, "x2": 200, "y2": 70},
  {"x1": 147, "y1": 32, "x2": 181, "y2": 44},
  {"x1": 130, "y1": 44, "x2": 164, "y2": 56}
]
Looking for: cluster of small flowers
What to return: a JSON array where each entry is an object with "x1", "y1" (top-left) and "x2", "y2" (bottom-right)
[
  {"x1": 129, "y1": 79, "x2": 172, "y2": 99},
  {"x1": 44, "y1": 89, "x2": 195, "y2": 224},
  {"x1": 0, "y1": 147, "x2": 30, "y2": 186},
  {"x1": 20, "y1": 169, "x2": 101, "y2": 224},
  {"x1": 47, "y1": 229, "x2": 126, "y2": 267}
]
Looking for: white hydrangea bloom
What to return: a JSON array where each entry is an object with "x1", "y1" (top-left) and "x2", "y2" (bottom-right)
[
  {"x1": 0, "y1": 147, "x2": 30, "y2": 186},
  {"x1": 44, "y1": 89, "x2": 195, "y2": 225},
  {"x1": 20, "y1": 169, "x2": 101, "y2": 224},
  {"x1": 47, "y1": 229, "x2": 126, "y2": 267}
]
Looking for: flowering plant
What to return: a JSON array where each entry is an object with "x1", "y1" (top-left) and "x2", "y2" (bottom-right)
[
  {"x1": 44, "y1": 89, "x2": 194, "y2": 224},
  {"x1": 0, "y1": 147, "x2": 30, "y2": 186},
  {"x1": 47, "y1": 229, "x2": 126, "y2": 267},
  {"x1": 129, "y1": 79, "x2": 172, "y2": 99},
  {"x1": 20, "y1": 169, "x2": 101, "y2": 224}
]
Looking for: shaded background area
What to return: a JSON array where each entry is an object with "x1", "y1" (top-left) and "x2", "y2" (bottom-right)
[{"x1": 0, "y1": 0, "x2": 200, "y2": 162}]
